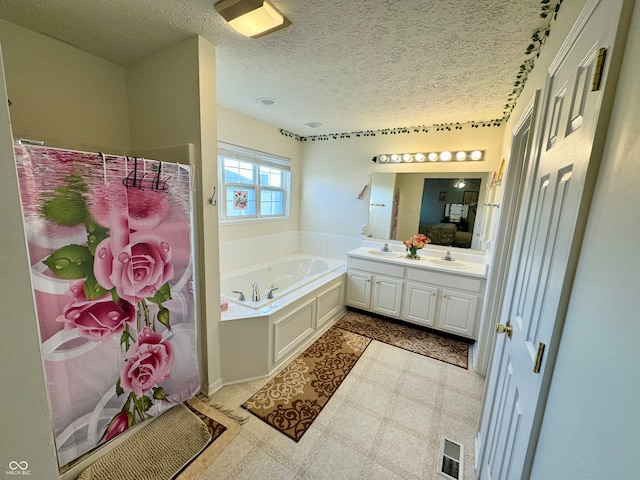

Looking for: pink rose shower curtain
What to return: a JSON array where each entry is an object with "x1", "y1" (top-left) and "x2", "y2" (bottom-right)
[{"x1": 14, "y1": 144, "x2": 200, "y2": 467}]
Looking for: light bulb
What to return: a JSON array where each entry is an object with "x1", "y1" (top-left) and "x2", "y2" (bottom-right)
[
  {"x1": 471, "y1": 150, "x2": 483, "y2": 161},
  {"x1": 402, "y1": 153, "x2": 412, "y2": 162},
  {"x1": 379, "y1": 154, "x2": 388, "y2": 162},
  {"x1": 428, "y1": 153, "x2": 438, "y2": 162},
  {"x1": 415, "y1": 153, "x2": 425, "y2": 162},
  {"x1": 456, "y1": 151, "x2": 467, "y2": 161},
  {"x1": 391, "y1": 154, "x2": 400, "y2": 162},
  {"x1": 440, "y1": 151, "x2": 452, "y2": 161}
]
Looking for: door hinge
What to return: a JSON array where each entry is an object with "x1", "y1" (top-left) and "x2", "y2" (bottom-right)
[
  {"x1": 591, "y1": 47, "x2": 607, "y2": 91},
  {"x1": 533, "y1": 342, "x2": 546, "y2": 374}
]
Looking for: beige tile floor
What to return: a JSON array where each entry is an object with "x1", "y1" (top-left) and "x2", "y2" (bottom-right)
[{"x1": 199, "y1": 340, "x2": 484, "y2": 480}]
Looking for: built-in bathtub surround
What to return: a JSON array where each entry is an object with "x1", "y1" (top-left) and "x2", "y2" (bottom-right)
[
  {"x1": 218, "y1": 254, "x2": 347, "y2": 386},
  {"x1": 221, "y1": 255, "x2": 343, "y2": 310}
]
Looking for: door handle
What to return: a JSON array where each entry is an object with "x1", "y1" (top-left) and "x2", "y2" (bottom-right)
[{"x1": 496, "y1": 321, "x2": 513, "y2": 339}]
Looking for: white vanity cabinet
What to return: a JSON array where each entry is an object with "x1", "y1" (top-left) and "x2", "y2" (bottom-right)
[
  {"x1": 439, "y1": 288, "x2": 479, "y2": 337},
  {"x1": 346, "y1": 251, "x2": 485, "y2": 339},
  {"x1": 403, "y1": 281, "x2": 438, "y2": 327},
  {"x1": 404, "y1": 268, "x2": 483, "y2": 338},
  {"x1": 346, "y1": 257, "x2": 404, "y2": 318}
]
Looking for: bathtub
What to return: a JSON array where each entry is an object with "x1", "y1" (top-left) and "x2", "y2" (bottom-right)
[
  {"x1": 218, "y1": 254, "x2": 347, "y2": 385},
  {"x1": 221, "y1": 254, "x2": 344, "y2": 310}
]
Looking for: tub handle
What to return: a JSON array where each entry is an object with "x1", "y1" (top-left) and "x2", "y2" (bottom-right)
[
  {"x1": 231, "y1": 290, "x2": 245, "y2": 301},
  {"x1": 267, "y1": 287, "x2": 279, "y2": 299}
]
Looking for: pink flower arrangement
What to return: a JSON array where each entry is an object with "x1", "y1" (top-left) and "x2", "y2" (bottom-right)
[{"x1": 403, "y1": 233, "x2": 431, "y2": 250}]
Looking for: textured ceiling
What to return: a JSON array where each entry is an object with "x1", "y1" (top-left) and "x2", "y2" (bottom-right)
[{"x1": 0, "y1": 0, "x2": 552, "y2": 137}]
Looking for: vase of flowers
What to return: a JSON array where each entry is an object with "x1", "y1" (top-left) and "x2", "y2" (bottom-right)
[{"x1": 403, "y1": 233, "x2": 430, "y2": 259}]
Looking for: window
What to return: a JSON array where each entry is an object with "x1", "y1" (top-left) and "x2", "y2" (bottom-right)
[{"x1": 218, "y1": 144, "x2": 290, "y2": 221}]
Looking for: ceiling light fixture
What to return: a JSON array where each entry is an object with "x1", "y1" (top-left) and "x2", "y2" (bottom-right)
[
  {"x1": 305, "y1": 122, "x2": 322, "y2": 128},
  {"x1": 215, "y1": 0, "x2": 291, "y2": 39},
  {"x1": 257, "y1": 97, "x2": 277, "y2": 106},
  {"x1": 377, "y1": 150, "x2": 484, "y2": 164},
  {"x1": 453, "y1": 179, "x2": 466, "y2": 189}
]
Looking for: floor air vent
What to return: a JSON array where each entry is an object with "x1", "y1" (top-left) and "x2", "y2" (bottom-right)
[{"x1": 437, "y1": 436, "x2": 464, "y2": 480}]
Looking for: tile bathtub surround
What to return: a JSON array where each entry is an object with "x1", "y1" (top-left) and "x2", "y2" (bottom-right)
[
  {"x1": 199, "y1": 340, "x2": 484, "y2": 480},
  {"x1": 219, "y1": 231, "x2": 362, "y2": 273},
  {"x1": 298, "y1": 231, "x2": 362, "y2": 261},
  {"x1": 219, "y1": 231, "x2": 298, "y2": 273}
]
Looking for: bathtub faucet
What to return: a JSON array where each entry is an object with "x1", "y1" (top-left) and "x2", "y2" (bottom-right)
[
  {"x1": 252, "y1": 283, "x2": 260, "y2": 302},
  {"x1": 267, "y1": 287, "x2": 279, "y2": 299},
  {"x1": 231, "y1": 290, "x2": 245, "y2": 301}
]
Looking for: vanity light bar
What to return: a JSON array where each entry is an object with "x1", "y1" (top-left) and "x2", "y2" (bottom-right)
[{"x1": 377, "y1": 150, "x2": 484, "y2": 163}]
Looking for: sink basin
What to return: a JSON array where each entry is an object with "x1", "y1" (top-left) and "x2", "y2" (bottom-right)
[
  {"x1": 426, "y1": 258, "x2": 471, "y2": 269},
  {"x1": 367, "y1": 250, "x2": 402, "y2": 257}
]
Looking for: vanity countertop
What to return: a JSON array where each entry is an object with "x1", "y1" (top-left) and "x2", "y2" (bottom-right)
[{"x1": 346, "y1": 246, "x2": 488, "y2": 278}]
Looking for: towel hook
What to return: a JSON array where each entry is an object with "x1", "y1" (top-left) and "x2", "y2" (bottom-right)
[{"x1": 208, "y1": 186, "x2": 217, "y2": 206}]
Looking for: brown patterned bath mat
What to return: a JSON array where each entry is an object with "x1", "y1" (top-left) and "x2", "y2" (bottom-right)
[
  {"x1": 242, "y1": 326, "x2": 371, "y2": 441},
  {"x1": 336, "y1": 310, "x2": 469, "y2": 369}
]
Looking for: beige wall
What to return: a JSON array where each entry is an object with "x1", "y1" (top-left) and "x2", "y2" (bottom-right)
[
  {"x1": 0, "y1": 44, "x2": 60, "y2": 479},
  {"x1": 0, "y1": 19, "x2": 130, "y2": 153},
  {"x1": 127, "y1": 36, "x2": 222, "y2": 392},
  {"x1": 300, "y1": 125, "x2": 504, "y2": 238},
  {"x1": 217, "y1": 106, "x2": 303, "y2": 242}
]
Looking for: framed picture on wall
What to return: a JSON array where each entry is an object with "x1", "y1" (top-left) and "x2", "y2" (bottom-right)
[
  {"x1": 463, "y1": 190, "x2": 479, "y2": 204},
  {"x1": 439, "y1": 191, "x2": 446, "y2": 202}
]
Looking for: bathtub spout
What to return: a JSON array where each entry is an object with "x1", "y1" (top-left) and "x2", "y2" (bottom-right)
[
  {"x1": 267, "y1": 287, "x2": 279, "y2": 299},
  {"x1": 252, "y1": 283, "x2": 260, "y2": 302},
  {"x1": 231, "y1": 290, "x2": 245, "y2": 301}
]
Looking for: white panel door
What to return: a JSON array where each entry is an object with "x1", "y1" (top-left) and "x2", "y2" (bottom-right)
[{"x1": 477, "y1": 1, "x2": 629, "y2": 478}]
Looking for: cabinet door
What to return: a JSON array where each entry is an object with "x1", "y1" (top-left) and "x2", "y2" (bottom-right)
[
  {"x1": 403, "y1": 282, "x2": 438, "y2": 327},
  {"x1": 372, "y1": 275, "x2": 403, "y2": 318},
  {"x1": 438, "y1": 288, "x2": 479, "y2": 338},
  {"x1": 346, "y1": 270, "x2": 371, "y2": 309}
]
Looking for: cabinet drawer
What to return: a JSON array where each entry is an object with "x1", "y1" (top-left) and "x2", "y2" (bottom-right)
[
  {"x1": 348, "y1": 257, "x2": 405, "y2": 278},
  {"x1": 407, "y1": 267, "x2": 483, "y2": 293}
]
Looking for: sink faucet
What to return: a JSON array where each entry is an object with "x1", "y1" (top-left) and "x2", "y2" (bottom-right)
[
  {"x1": 231, "y1": 290, "x2": 245, "y2": 301},
  {"x1": 381, "y1": 243, "x2": 391, "y2": 252},
  {"x1": 442, "y1": 250, "x2": 455, "y2": 261},
  {"x1": 252, "y1": 283, "x2": 260, "y2": 302},
  {"x1": 267, "y1": 287, "x2": 279, "y2": 299}
]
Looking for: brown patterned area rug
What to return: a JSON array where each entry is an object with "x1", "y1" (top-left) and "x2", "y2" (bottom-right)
[
  {"x1": 336, "y1": 310, "x2": 470, "y2": 369},
  {"x1": 242, "y1": 326, "x2": 371, "y2": 442}
]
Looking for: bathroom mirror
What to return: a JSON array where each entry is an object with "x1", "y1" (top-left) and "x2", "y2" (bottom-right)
[{"x1": 368, "y1": 173, "x2": 488, "y2": 250}]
